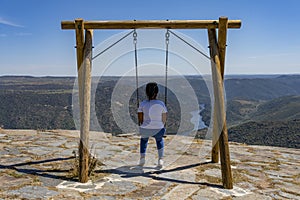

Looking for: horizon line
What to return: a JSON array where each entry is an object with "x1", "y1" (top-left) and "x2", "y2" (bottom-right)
[{"x1": 1, "y1": 73, "x2": 300, "y2": 78}]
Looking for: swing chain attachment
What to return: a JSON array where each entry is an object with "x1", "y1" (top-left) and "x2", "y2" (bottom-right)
[
  {"x1": 165, "y1": 29, "x2": 170, "y2": 45},
  {"x1": 133, "y1": 29, "x2": 137, "y2": 44}
]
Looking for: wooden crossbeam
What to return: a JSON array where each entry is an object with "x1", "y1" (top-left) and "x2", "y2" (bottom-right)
[{"x1": 62, "y1": 19, "x2": 241, "y2": 30}]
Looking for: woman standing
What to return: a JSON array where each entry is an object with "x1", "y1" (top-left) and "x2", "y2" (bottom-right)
[{"x1": 138, "y1": 82, "x2": 167, "y2": 168}]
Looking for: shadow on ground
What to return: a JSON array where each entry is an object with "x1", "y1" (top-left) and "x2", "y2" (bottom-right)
[
  {"x1": 0, "y1": 156, "x2": 76, "y2": 181},
  {"x1": 96, "y1": 161, "x2": 223, "y2": 189}
]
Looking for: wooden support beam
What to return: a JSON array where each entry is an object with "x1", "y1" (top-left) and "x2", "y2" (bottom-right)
[
  {"x1": 75, "y1": 18, "x2": 85, "y2": 182},
  {"x1": 218, "y1": 17, "x2": 228, "y2": 79},
  {"x1": 208, "y1": 28, "x2": 220, "y2": 164},
  {"x1": 219, "y1": 122, "x2": 232, "y2": 189},
  {"x1": 217, "y1": 17, "x2": 233, "y2": 189},
  {"x1": 77, "y1": 28, "x2": 93, "y2": 183},
  {"x1": 209, "y1": 17, "x2": 229, "y2": 164},
  {"x1": 75, "y1": 19, "x2": 84, "y2": 70},
  {"x1": 208, "y1": 27, "x2": 233, "y2": 189},
  {"x1": 62, "y1": 19, "x2": 241, "y2": 30}
]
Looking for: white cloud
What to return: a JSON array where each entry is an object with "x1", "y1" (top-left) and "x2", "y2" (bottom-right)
[{"x1": 0, "y1": 17, "x2": 24, "y2": 28}]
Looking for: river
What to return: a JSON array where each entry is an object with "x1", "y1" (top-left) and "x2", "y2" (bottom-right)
[{"x1": 190, "y1": 104, "x2": 207, "y2": 130}]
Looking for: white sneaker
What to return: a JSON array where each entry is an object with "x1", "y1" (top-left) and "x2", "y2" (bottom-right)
[
  {"x1": 139, "y1": 157, "x2": 145, "y2": 166},
  {"x1": 157, "y1": 159, "x2": 164, "y2": 168}
]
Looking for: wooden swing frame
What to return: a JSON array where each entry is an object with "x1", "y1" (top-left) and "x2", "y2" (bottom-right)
[{"x1": 61, "y1": 17, "x2": 242, "y2": 189}]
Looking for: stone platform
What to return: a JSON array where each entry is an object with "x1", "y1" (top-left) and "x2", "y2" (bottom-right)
[{"x1": 0, "y1": 129, "x2": 299, "y2": 199}]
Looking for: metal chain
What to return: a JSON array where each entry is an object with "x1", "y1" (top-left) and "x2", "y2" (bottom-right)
[
  {"x1": 133, "y1": 29, "x2": 139, "y2": 108},
  {"x1": 168, "y1": 30, "x2": 211, "y2": 60},
  {"x1": 92, "y1": 30, "x2": 134, "y2": 60},
  {"x1": 165, "y1": 29, "x2": 170, "y2": 106}
]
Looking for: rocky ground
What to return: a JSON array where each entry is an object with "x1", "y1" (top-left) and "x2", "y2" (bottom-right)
[{"x1": 0, "y1": 129, "x2": 299, "y2": 199}]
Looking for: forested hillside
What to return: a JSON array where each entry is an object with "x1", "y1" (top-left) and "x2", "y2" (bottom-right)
[{"x1": 0, "y1": 75, "x2": 299, "y2": 148}]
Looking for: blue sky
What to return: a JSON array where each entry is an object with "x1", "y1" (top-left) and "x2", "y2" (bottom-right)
[{"x1": 0, "y1": 0, "x2": 299, "y2": 76}]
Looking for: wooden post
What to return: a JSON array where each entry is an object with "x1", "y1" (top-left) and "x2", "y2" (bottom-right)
[
  {"x1": 208, "y1": 28, "x2": 220, "y2": 163},
  {"x1": 217, "y1": 17, "x2": 233, "y2": 189},
  {"x1": 75, "y1": 19, "x2": 84, "y2": 71},
  {"x1": 208, "y1": 22, "x2": 233, "y2": 188},
  {"x1": 75, "y1": 18, "x2": 93, "y2": 183},
  {"x1": 209, "y1": 17, "x2": 229, "y2": 163},
  {"x1": 218, "y1": 17, "x2": 228, "y2": 78},
  {"x1": 209, "y1": 17, "x2": 229, "y2": 164}
]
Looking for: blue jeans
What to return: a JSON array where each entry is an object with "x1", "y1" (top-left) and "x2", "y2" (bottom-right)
[{"x1": 140, "y1": 128, "x2": 165, "y2": 159}]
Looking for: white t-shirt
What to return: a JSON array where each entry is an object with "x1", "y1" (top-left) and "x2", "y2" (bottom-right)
[{"x1": 138, "y1": 99, "x2": 167, "y2": 129}]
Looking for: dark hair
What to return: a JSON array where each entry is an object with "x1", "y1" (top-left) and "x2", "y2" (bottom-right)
[{"x1": 146, "y1": 82, "x2": 158, "y2": 100}]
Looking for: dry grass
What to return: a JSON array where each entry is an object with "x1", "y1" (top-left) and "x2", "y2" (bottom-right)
[
  {"x1": 261, "y1": 159, "x2": 281, "y2": 171},
  {"x1": 232, "y1": 169, "x2": 250, "y2": 183},
  {"x1": 6, "y1": 170, "x2": 26, "y2": 179},
  {"x1": 68, "y1": 145, "x2": 104, "y2": 180},
  {"x1": 281, "y1": 188, "x2": 300, "y2": 196},
  {"x1": 195, "y1": 163, "x2": 222, "y2": 185},
  {"x1": 0, "y1": 126, "x2": 5, "y2": 134}
]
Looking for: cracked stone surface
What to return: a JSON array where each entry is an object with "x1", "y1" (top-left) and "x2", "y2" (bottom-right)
[{"x1": 0, "y1": 129, "x2": 299, "y2": 199}]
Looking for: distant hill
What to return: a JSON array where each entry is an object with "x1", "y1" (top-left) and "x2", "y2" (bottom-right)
[
  {"x1": 228, "y1": 119, "x2": 300, "y2": 148},
  {"x1": 252, "y1": 95, "x2": 300, "y2": 121},
  {"x1": 226, "y1": 99, "x2": 259, "y2": 126},
  {"x1": 0, "y1": 76, "x2": 75, "y2": 130},
  {"x1": 0, "y1": 75, "x2": 299, "y2": 148},
  {"x1": 225, "y1": 75, "x2": 300, "y2": 100},
  {"x1": 225, "y1": 95, "x2": 300, "y2": 148},
  {"x1": 226, "y1": 95, "x2": 300, "y2": 125}
]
